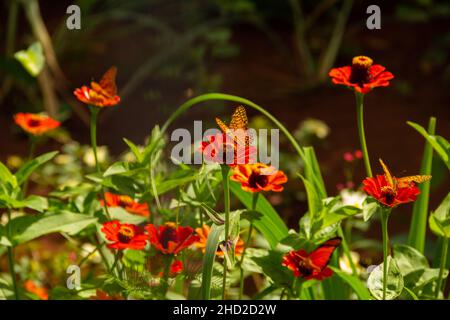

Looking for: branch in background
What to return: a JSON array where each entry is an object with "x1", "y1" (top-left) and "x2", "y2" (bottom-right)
[
  {"x1": 317, "y1": 0, "x2": 353, "y2": 82},
  {"x1": 304, "y1": 0, "x2": 339, "y2": 31},
  {"x1": 37, "y1": 67, "x2": 59, "y2": 118},
  {"x1": 20, "y1": 0, "x2": 90, "y2": 125},
  {"x1": 289, "y1": 0, "x2": 315, "y2": 78}
]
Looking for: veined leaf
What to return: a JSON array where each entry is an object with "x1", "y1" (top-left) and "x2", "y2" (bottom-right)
[
  {"x1": 8, "y1": 211, "x2": 97, "y2": 245},
  {"x1": 367, "y1": 256, "x2": 404, "y2": 300},
  {"x1": 201, "y1": 224, "x2": 222, "y2": 300}
]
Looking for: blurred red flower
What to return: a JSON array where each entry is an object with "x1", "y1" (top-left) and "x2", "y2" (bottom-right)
[
  {"x1": 146, "y1": 223, "x2": 198, "y2": 255},
  {"x1": 74, "y1": 66, "x2": 120, "y2": 107},
  {"x1": 90, "y1": 289, "x2": 123, "y2": 300},
  {"x1": 14, "y1": 113, "x2": 60, "y2": 136},
  {"x1": 101, "y1": 220, "x2": 147, "y2": 250},
  {"x1": 230, "y1": 163, "x2": 287, "y2": 193},
  {"x1": 329, "y1": 56, "x2": 394, "y2": 94},
  {"x1": 100, "y1": 192, "x2": 150, "y2": 217}
]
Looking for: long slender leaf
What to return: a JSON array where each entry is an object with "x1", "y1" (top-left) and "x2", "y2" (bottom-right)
[
  {"x1": 330, "y1": 266, "x2": 371, "y2": 300},
  {"x1": 201, "y1": 224, "x2": 222, "y2": 300},
  {"x1": 408, "y1": 117, "x2": 435, "y2": 253},
  {"x1": 230, "y1": 181, "x2": 288, "y2": 248},
  {"x1": 15, "y1": 151, "x2": 59, "y2": 185}
]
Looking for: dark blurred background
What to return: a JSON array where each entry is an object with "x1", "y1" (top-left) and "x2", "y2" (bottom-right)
[{"x1": 0, "y1": 0, "x2": 449, "y2": 244}]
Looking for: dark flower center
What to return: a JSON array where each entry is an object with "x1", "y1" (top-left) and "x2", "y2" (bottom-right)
[
  {"x1": 118, "y1": 226, "x2": 135, "y2": 243},
  {"x1": 248, "y1": 172, "x2": 268, "y2": 189},
  {"x1": 383, "y1": 192, "x2": 395, "y2": 205},
  {"x1": 160, "y1": 224, "x2": 178, "y2": 248},
  {"x1": 118, "y1": 195, "x2": 133, "y2": 207},
  {"x1": 297, "y1": 260, "x2": 313, "y2": 277},
  {"x1": 350, "y1": 56, "x2": 373, "y2": 86},
  {"x1": 27, "y1": 119, "x2": 42, "y2": 127}
]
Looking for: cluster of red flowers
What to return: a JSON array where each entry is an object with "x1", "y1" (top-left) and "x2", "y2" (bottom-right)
[{"x1": 101, "y1": 220, "x2": 199, "y2": 253}]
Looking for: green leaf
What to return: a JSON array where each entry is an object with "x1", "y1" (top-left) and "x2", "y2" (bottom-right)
[
  {"x1": 362, "y1": 198, "x2": 380, "y2": 222},
  {"x1": 123, "y1": 138, "x2": 143, "y2": 162},
  {"x1": 122, "y1": 250, "x2": 147, "y2": 272},
  {"x1": 0, "y1": 194, "x2": 47, "y2": 212},
  {"x1": 252, "y1": 250, "x2": 294, "y2": 287},
  {"x1": 0, "y1": 162, "x2": 17, "y2": 192},
  {"x1": 408, "y1": 117, "x2": 435, "y2": 253},
  {"x1": 230, "y1": 181, "x2": 288, "y2": 248},
  {"x1": 429, "y1": 192, "x2": 450, "y2": 238},
  {"x1": 201, "y1": 224, "x2": 222, "y2": 300},
  {"x1": 107, "y1": 207, "x2": 148, "y2": 225},
  {"x1": 14, "y1": 42, "x2": 45, "y2": 77},
  {"x1": 407, "y1": 121, "x2": 450, "y2": 169},
  {"x1": 15, "y1": 151, "x2": 59, "y2": 185},
  {"x1": 367, "y1": 256, "x2": 404, "y2": 300},
  {"x1": 330, "y1": 266, "x2": 371, "y2": 300},
  {"x1": 8, "y1": 211, "x2": 97, "y2": 245},
  {"x1": 303, "y1": 147, "x2": 327, "y2": 199}
]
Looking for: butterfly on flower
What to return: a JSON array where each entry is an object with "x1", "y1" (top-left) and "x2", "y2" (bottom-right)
[
  {"x1": 362, "y1": 159, "x2": 431, "y2": 208},
  {"x1": 201, "y1": 106, "x2": 256, "y2": 165},
  {"x1": 215, "y1": 105, "x2": 253, "y2": 147},
  {"x1": 74, "y1": 66, "x2": 120, "y2": 107},
  {"x1": 282, "y1": 237, "x2": 341, "y2": 280}
]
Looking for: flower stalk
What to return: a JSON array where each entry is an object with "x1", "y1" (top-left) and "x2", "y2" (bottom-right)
[
  {"x1": 380, "y1": 208, "x2": 390, "y2": 300},
  {"x1": 6, "y1": 209, "x2": 19, "y2": 300},
  {"x1": 355, "y1": 92, "x2": 372, "y2": 178},
  {"x1": 221, "y1": 165, "x2": 231, "y2": 300}
]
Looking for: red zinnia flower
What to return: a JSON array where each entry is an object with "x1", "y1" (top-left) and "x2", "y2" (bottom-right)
[
  {"x1": 100, "y1": 192, "x2": 150, "y2": 217},
  {"x1": 90, "y1": 289, "x2": 123, "y2": 300},
  {"x1": 362, "y1": 159, "x2": 430, "y2": 208},
  {"x1": 146, "y1": 222, "x2": 199, "y2": 255},
  {"x1": 14, "y1": 113, "x2": 60, "y2": 136},
  {"x1": 230, "y1": 163, "x2": 288, "y2": 193},
  {"x1": 101, "y1": 220, "x2": 147, "y2": 250},
  {"x1": 282, "y1": 238, "x2": 341, "y2": 281},
  {"x1": 328, "y1": 56, "x2": 394, "y2": 94},
  {"x1": 200, "y1": 133, "x2": 256, "y2": 166},
  {"x1": 24, "y1": 280, "x2": 49, "y2": 300},
  {"x1": 73, "y1": 66, "x2": 120, "y2": 107}
]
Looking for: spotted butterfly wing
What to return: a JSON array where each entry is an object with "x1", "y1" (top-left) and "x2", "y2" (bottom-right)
[
  {"x1": 379, "y1": 159, "x2": 395, "y2": 190},
  {"x1": 397, "y1": 175, "x2": 431, "y2": 188},
  {"x1": 91, "y1": 66, "x2": 118, "y2": 97},
  {"x1": 308, "y1": 237, "x2": 341, "y2": 271},
  {"x1": 215, "y1": 106, "x2": 251, "y2": 147}
]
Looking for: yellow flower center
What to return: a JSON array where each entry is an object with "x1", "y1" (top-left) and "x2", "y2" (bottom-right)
[
  {"x1": 352, "y1": 56, "x2": 373, "y2": 69},
  {"x1": 118, "y1": 225, "x2": 135, "y2": 243}
]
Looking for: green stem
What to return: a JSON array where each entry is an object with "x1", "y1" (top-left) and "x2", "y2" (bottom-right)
[
  {"x1": 6, "y1": 209, "x2": 19, "y2": 300},
  {"x1": 221, "y1": 165, "x2": 230, "y2": 300},
  {"x1": 380, "y1": 209, "x2": 390, "y2": 300},
  {"x1": 239, "y1": 193, "x2": 258, "y2": 299},
  {"x1": 22, "y1": 137, "x2": 37, "y2": 196},
  {"x1": 89, "y1": 106, "x2": 111, "y2": 220},
  {"x1": 337, "y1": 227, "x2": 358, "y2": 276},
  {"x1": 355, "y1": 92, "x2": 372, "y2": 178},
  {"x1": 435, "y1": 237, "x2": 449, "y2": 299},
  {"x1": 161, "y1": 255, "x2": 173, "y2": 298}
]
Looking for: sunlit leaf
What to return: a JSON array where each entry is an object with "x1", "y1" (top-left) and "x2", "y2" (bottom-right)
[{"x1": 14, "y1": 42, "x2": 45, "y2": 77}]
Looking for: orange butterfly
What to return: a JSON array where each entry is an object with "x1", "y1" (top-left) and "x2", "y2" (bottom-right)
[
  {"x1": 215, "y1": 106, "x2": 252, "y2": 147},
  {"x1": 74, "y1": 66, "x2": 120, "y2": 107},
  {"x1": 379, "y1": 159, "x2": 431, "y2": 195}
]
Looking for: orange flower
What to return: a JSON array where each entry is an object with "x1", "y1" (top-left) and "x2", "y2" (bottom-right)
[
  {"x1": 90, "y1": 289, "x2": 123, "y2": 300},
  {"x1": 73, "y1": 66, "x2": 120, "y2": 107},
  {"x1": 362, "y1": 159, "x2": 430, "y2": 208},
  {"x1": 24, "y1": 280, "x2": 49, "y2": 300},
  {"x1": 14, "y1": 113, "x2": 60, "y2": 136},
  {"x1": 100, "y1": 192, "x2": 150, "y2": 217},
  {"x1": 328, "y1": 56, "x2": 394, "y2": 94},
  {"x1": 169, "y1": 260, "x2": 184, "y2": 277},
  {"x1": 101, "y1": 220, "x2": 147, "y2": 250},
  {"x1": 146, "y1": 222, "x2": 198, "y2": 255},
  {"x1": 195, "y1": 224, "x2": 245, "y2": 257},
  {"x1": 230, "y1": 163, "x2": 288, "y2": 193}
]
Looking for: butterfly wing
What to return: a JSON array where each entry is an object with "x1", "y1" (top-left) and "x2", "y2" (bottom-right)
[
  {"x1": 229, "y1": 106, "x2": 248, "y2": 131},
  {"x1": 397, "y1": 175, "x2": 431, "y2": 188},
  {"x1": 215, "y1": 117, "x2": 229, "y2": 134},
  {"x1": 308, "y1": 237, "x2": 341, "y2": 271},
  {"x1": 379, "y1": 159, "x2": 395, "y2": 189},
  {"x1": 98, "y1": 66, "x2": 118, "y2": 96}
]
